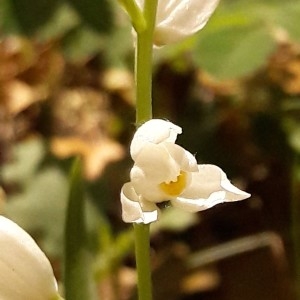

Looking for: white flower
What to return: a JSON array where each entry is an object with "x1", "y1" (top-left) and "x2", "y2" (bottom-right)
[
  {"x1": 121, "y1": 119, "x2": 250, "y2": 224},
  {"x1": 136, "y1": 0, "x2": 220, "y2": 46},
  {"x1": 0, "y1": 216, "x2": 60, "y2": 300}
]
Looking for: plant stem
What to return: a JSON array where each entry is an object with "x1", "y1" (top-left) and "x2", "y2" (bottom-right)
[
  {"x1": 118, "y1": 0, "x2": 146, "y2": 33},
  {"x1": 135, "y1": 0, "x2": 158, "y2": 124},
  {"x1": 133, "y1": 1, "x2": 158, "y2": 299},
  {"x1": 133, "y1": 223, "x2": 152, "y2": 300}
]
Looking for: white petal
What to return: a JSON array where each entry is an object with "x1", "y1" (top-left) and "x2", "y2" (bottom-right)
[
  {"x1": 181, "y1": 165, "x2": 250, "y2": 199},
  {"x1": 179, "y1": 164, "x2": 224, "y2": 198},
  {"x1": 154, "y1": 0, "x2": 220, "y2": 46},
  {"x1": 163, "y1": 142, "x2": 198, "y2": 172},
  {"x1": 121, "y1": 182, "x2": 159, "y2": 223},
  {"x1": 171, "y1": 164, "x2": 250, "y2": 212},
  {"x1": 130, "y1": 142, "x2": 197, "y2": 202},
  {"x1": 0, "y1": 216, "x2": 58, "y2": 300},
  {"x1": 172, "y1": 191, "x2": 227, "y2": 212},
  {"x1": 220, "y1": 171, "x2": 251, "y2": 201},
  {"x1": 130, "y1": 119, "x2": 181, "y2": 160},
  {"x1": 130, "y1": 165, "x2": 169, "y2": 202},
  {"x1": 133, "y1": 143, "x2": 182, "y2": 183}
]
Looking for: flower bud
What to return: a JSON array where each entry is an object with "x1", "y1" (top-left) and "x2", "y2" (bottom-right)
[
  {"x1": 0, "y1": 216, "x2": 60, "y2": 300},
  {"x1": 136, "y1": 0, "x2": 220, "y2": 46}
]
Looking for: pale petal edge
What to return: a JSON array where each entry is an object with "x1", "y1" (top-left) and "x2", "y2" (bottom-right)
[
  {"x1": 220, "y1": 171, "x2": 251, "y2": 201},
  {"x1": 130, "y1": 119, "x2": 182, "y2": 160},
  {"x1": 171, "y1": 191, "x2": 229, "y2": 213},
  {"x1": 121, "y1": 183, "x2": 159, "y2": 224}
]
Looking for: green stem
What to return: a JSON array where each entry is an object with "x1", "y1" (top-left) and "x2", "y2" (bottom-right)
[
  {"x1": 133, "y1": 224, "x2": 152, "y2": 300},
  {"x1": 118, "y1": 0, "x2": 146, "y2": 33},
  {"x1": 135, "y1": 0, "x2": 158, "y2": 124},
  {"x1": 133, "y1": 1, "x2": 158, "y2": 299}
]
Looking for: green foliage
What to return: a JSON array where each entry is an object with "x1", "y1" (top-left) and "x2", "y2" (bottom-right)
[
  {"x1": 191, "y1": 0, "x2": 300, "y2": 79},
  {"x1": 62, "y1": 25, "x2": 105, "y2": 62},
  {"x1": 3, "y1": 139, "x2": 68, "y2": 257},
  {"x1": 66, "y1": 0, "x2": 113, "y2": 34},
  {"x1": 1, "y1": 0, "x2": 114, "y2": 62},
  {"x1": 1, "y1": 0, "x2": 61, "y2": 35},
  {"x1": 193, "y1": 23, "x2": 275, "y2": 79},
  {"x1": 64, "y1": 158, "x2": 97, "y2": 300},
  {"x1": 2, "y1": 0, "x2": 300, "y2": 77}
]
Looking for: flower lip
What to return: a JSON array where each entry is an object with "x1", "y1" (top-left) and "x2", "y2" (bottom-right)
[{"x1": 159, "y1": 171, "x2": 187, "y2": 196}]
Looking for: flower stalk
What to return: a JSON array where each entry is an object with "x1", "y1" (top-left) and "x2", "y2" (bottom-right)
[
  {"x1": 133, "y1": 0, "x2": 158, "y2": 299},
  {"x1": 118, "y1": 0, "x2": 146, "y2": 33},
  {"x1": 133, "y1": 223, "x2": 153, "y2": 300},
  {"x1": 135, "y1": 0, "x2": 158, "y2": 124}
]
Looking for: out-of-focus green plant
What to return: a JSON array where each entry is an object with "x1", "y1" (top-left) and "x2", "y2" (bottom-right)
[
  {"x1": 2, "y1": 0, "x2": 300, "y2": 77},
  {"x1": 163, "y1": 0, "x2": 300, "y2": 79}
]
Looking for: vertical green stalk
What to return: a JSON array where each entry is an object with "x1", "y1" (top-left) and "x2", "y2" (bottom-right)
[
  {"x1": 291, "y1": 154, "x2": 300, "y2": 299},
  {"x1": 133, "y1": 224, "x2": 152, "y2": 300},
  {"x1": 64, "y1": 158, "x2": 94, "y2": 300},
  {"x1": 135, "y1": 0, "x2": 158, "y2": 124},
  {"x1": 134, "y1": 1, "x2": 158, "y2": 300}
]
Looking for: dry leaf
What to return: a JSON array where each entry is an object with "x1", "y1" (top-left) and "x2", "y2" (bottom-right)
[
  {"x1": 51, "y1": 136, "x2": 124, "y2": 180},
  {"x1": 1, "y1": 80, "x2": 40, "y2": 115},
  {"x1": 101, "y1": 69, "x2": 134, "y2": 105},
  {"x1": 268, "y1": 42, "x2": 300, "y2": 94}
]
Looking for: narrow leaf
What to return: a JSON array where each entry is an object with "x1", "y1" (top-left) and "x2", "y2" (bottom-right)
[{"x1": 64, "y1": 158, "x2": 96, "y2": 300}]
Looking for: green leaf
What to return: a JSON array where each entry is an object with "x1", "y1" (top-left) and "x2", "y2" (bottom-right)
[
  {"x1": 64, "y1": 158, "x2": 97, "y2": 300},
  {"x1": 190, "y1": 0, "x2": 300, "y2": 79},
  {"x1": 66, "y1": 0, "x2": 113, "y2": 33},
  {"x1": 3, "y1": 138, "x2": 69, "y2": 257},
  {"x1": 193, "y1": 24, "x2": 275, "y2": 79},
  {"x1": 1, "y1": 0, "x2": 60, "y2": 35},
  {"x1": 5, "y1": 166, "x2": 68, "y2": 257},
  {"x1": 35, "y1": 2, "x2": 80, "y2": 41},
  {"x1": 0, "y1": 0, "x2": 79, "y2": 40},
  {"x1": 275, "y1": 1, "x2": 300, "y2": 42},
  {"x1": 62, "y1": 25, "x2": 105, "y2": 62}
]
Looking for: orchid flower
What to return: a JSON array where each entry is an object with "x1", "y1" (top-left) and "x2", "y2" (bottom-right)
[
  {"x1": 121, "y1": 119, "x2": 250, "y2": 224},
  {"x1": 0, "y1": 216, "x2": 62, "y2": 300},
  {"x1": 136, "y1": 0, "x2": 220, "y2": 46}
]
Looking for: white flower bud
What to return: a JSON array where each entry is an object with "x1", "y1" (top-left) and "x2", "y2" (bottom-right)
[
  {"x1": 0, "y1": 216, "x2": 60, "y2": 300},
  {"x1": 136, "y1": 0, "x2": 220, "y2": 46}
]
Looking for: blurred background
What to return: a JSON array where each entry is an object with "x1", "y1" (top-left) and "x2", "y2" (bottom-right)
[{"x1": 1, "y1": 0, "x2": 300, "y2": 299}]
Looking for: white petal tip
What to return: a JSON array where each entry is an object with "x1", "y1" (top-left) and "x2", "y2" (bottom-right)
[
  {"x1": 221, "y1": 178, "x2": 251, "y2": 201},
  {"x1": 121, "y1": 183, "x2": 159, "y2": 224}
]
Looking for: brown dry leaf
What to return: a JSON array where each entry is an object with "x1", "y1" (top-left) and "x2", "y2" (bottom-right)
[
  {"x1": 97, "y1": 267, "x2": 136, "y2": 300},
  {"x1": 196, "y1": 70, "x2": 240, "y2": 101},
  {"x1": 181, "y1": 268, "x2": 220, "y2": 294},
  {"x1": 1, "y1": 80, "x2": 40, "y2": 115},
  {"x1": 0, "y1": 187, "x2": 5, "y2": 213},
  {"x1": 51, "y1": 136, "x2": 124, "y2": 180},
  {"x1": 52, "y1": 88, "x2": 110, "y2": 137},
  {"x1": 268, "y1": 42, "x2": 300, "y2": 94},
  {"x1": 101, "y1": 68, "x2": 134, "y2": 105},
  {"x1": 0, "y1": 36, "x2": 36, "y2": 80}
]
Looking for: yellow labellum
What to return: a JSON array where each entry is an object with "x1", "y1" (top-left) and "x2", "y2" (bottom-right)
[{"x1": 159, "y1": 171, "x2": 187, "y2": 196}]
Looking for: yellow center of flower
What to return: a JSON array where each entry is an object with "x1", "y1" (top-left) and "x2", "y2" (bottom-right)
[{"x1": 159, "y1": 171, "x2": 187, "y2": 196}]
